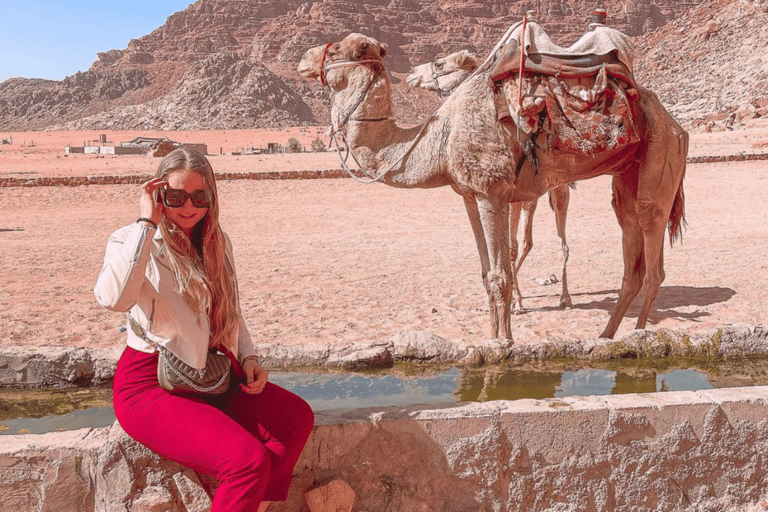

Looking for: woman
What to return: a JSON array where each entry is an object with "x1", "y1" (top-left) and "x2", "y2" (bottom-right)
[{"x1": 95, "y1": 148, "x2": 314, "y2": 511}]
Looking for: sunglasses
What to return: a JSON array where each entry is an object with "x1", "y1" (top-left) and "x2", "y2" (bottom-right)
[{"x1": 160, "y1": 188, "x2": 212, "y2": 208}]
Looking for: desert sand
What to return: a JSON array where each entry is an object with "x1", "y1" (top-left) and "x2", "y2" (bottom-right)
[{"x1": 1, "y1": 127, "x2": 767, "y2": 356}]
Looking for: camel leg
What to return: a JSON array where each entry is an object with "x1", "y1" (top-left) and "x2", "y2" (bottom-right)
[
  {"x1": 511, "y1": 199, "x2": 537, "y2": 315},
  {"x1": 601, "y1": 93, "x2": 688, "y2": 339},
  {"x1": 600, "y1": 171, "x2": 644, "y2": 339},
  {"x1": 634, "y1": 239, "x2": 665, "y2": 330},
  {"x1": 508, "y1": 201, "x2": 525, "y2": 314},
  {"x1": 603, "y1": 181, "x2": 674, "y2": 339},
  {"x1": 476, "y1": 193, "x2": 513, "y2": 340},
  {"x1": 632, "y1": 122, "x2": 688, "y2": 331},
  {"x1": 549, "y1": 184, "x2": 572, "y2": 309},
  {"x1": 461, "y1": 194, "x2": 492, "y2": 314}
]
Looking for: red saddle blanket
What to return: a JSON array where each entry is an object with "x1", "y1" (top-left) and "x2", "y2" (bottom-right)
[
  {"x1": 489, "y1": 21, "x2": 641, "y2": 154},
  {"x1": 497, "y1": 61, "x2": 640, "y2": 155}
]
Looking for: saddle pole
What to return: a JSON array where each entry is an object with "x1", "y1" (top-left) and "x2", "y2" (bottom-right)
[{"x1": 516, "y1": 12, "x2": 529, "y2": 138}]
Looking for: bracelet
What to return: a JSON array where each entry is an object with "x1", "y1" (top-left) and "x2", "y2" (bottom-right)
[
  {"x1": 136, "y1": 217, "x2": 158, "y2": 230},
  {"x1": 241, "y1": 355, "x2": 260, "y2": 366}
]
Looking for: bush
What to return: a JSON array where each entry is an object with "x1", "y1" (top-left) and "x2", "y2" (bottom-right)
[
  {"x1": 287, "y1": 137, "x2": 303, "y2": 153},
  {"x1": 310, "y1": 137, "x2": 326, "y2": 152}
]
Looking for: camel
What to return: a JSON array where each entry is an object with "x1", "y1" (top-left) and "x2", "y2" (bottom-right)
[
  {"x1": 297, "y1": 32, "x2": 687, "y2": 341},
  {"x1": 407, "y1": 50, "x2": 574, "y2": 314}
]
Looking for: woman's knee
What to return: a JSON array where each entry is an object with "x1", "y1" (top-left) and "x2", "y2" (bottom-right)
[
  {"x1": 218, "y1": 436, "x2": 273, "y2": 481},
  {"x1": 296, "y1": 398, "x2": 315, "y2": 439},
  {"x1": 281, "y1": 385, "x2": 314, "y2": 428}
]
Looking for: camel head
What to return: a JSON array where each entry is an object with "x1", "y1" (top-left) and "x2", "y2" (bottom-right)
[
  {"x1": 297, "y1": 33, "x2": 388, "y2": 90},
  {"x1": 298, "y1": 33, "x2": 393, "y2": 131},
  {"x1": 406, "y1": 50, "x2": 479, "y2": 94}
]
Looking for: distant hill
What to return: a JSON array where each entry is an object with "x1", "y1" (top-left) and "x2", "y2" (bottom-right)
[
  {"x1": 1, "y1": 0, "x2": 765, "y2": 133},
  {"x1": 633, "y1": 0, "x2": 768, "y2": 132}
]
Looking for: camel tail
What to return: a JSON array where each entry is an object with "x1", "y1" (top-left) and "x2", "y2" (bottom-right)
[{"x1": 668, "y1": 132, "x2": 689, "y2": 246}]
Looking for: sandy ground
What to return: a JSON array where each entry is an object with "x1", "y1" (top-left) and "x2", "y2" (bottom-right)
[
  {"x1": 0, "y1": 127, "x2": 338, "y2": 179},
  {"x1": 1, "y1": 128, "x2": 767, "y2": 353}
]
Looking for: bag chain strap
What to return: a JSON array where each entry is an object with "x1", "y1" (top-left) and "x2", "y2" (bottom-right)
[
  {"x1": 128, "y1": 315, "x2": 229, "y2": 392},
  {"x1": 159, "y1": 348, "x2": 229, "y2": 393}
]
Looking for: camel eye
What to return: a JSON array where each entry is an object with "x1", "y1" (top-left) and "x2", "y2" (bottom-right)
[{"x1": 435, "y1": 62, "x2": 444, "y2": 70}]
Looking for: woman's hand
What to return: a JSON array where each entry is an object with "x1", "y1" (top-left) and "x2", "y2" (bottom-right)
[
  {"x1": 140, "y1": 177, "x2": 168, "y2": 226},
  {"x1": 240, "y1": 358, "x2": 268, "y2": 395}
]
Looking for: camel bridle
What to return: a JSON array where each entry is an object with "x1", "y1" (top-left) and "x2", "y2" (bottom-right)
[
  {"x1": 428, "y1": 61, "x2": 467, "y2": 98},
  {"x1": 319, "y1": 41, "x2": 382, "y2": 89},
  {"x1": 318, "y1": 43, "x2": 389, "y2": 126},
  {"x1": 318, "y1": 47, "x2": 433, "y2": 184}
]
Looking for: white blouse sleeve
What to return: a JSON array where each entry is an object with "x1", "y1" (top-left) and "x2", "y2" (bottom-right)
[{"x1": 94, "y1": 223, "x2": 154, "y2": 312}]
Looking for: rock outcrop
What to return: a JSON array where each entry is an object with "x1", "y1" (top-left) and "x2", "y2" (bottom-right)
[
  {"x1": 633, "y1": 0, "x2": 768, "y2": 132},
  {"x1": 4, "y1": 0, "x2": 751, "y2": 132}
]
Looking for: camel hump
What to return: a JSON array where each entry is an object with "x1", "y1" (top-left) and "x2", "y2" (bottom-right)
[{"x1": 490, "y1": 21, "x2": 636, "y2": 82}]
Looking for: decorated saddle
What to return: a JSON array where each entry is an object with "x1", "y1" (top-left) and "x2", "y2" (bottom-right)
[{"x1": 490, "y1": 17, "x2": 640, "y2": 155}]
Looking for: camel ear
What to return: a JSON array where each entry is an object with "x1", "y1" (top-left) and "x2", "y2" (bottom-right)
[
  {"x1": 354, "y1": 41, "x2": 369, "y2": 60},
  {"x1": 459, "y1": 50, "x2": 479, "y2": 69},
  {"x1": 379, "y1": 43, "x2": 388, "y2": 58}
]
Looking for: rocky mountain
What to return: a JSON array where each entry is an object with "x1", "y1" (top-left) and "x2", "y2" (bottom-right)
[
  {"x1": 1, "y1": 0, "x2": 766, "y2": 132},
  {"x1": 633, "y1": 0, "x2": 768, "y2": 131}
]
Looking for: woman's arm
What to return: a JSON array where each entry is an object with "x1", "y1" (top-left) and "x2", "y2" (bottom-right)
[
  {"x1": 224, "y1": 231, "x2": 267, "y2": 394},
  {"x1": 93, "y1": 223, "x2": 154, "y2": 312},
  {"x1": 94, "y1": 177, "x2": 167, "y2": 312}
]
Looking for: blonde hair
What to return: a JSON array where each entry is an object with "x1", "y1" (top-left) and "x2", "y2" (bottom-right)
[{"x1": 154, "y1": 148, "x2": 239, "y2": 353}]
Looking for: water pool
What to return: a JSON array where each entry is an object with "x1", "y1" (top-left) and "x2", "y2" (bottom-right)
[{"x1": 2, "y1": 359, "x2": 767, "y2": 435}]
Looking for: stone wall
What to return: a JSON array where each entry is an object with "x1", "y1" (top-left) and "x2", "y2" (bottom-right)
[
  {"x1": 2, "y1": 386, "x2": 768, "y2": 512},
  {"x1": 4, "y1": 153, "x2": 768, "y2": 188},
  {"x1": 0, "y1": 169, "x2": 349, "y2": 188}
]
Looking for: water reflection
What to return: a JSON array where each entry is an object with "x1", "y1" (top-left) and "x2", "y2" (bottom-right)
[
  {"x1": 455, "y1": 366, "x2": 711, "y2": 402},
  {"x1": 614, "y1": 369, "x2": 657, "y2": 394},
  {"x1": 456, "y1": 369, "x2": 562, "y2": 401},
  {"x1": 271, "y1": 370, "x2": 459, "y2": 410},
  {"x1": 3, "y1": 358, "x2": 768, "y2": 435}
]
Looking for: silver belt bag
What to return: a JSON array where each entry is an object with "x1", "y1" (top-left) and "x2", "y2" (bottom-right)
[{"x1": 129, "y1": 317, "x2": 231, "y2": 395}]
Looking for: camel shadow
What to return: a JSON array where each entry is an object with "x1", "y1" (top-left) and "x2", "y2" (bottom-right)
[
  {"x1": 0, "y1": 228, "x2": 24, "y2": 232},
  {"x1": 537, "y1": 285, "x2": 736, "y2": 323}
]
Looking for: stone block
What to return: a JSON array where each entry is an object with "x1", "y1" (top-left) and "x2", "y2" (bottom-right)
[
  {"x1": 697, "y1": 386, "x2": 768, "y2": 423},
  {"x1": 305, "y1": 479, "x2": 355, "y2": 512}
]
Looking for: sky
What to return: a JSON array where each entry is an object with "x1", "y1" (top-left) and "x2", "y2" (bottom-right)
[{"x1": 0, "y1": 0, "x2": 194, "y2": 83}]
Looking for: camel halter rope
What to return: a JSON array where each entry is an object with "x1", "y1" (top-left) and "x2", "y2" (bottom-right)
[
  {"x1": 319, "y1": 44, "x2": 433, "y2": 184},
  {"x1": 428, "y1": 61, "x2": 467, "y2": 99}
]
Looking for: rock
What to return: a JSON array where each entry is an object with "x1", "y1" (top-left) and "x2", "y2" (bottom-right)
[
  {"x1": 148, "y1": 140, "x2": 176, "y2": 157},
  {"x1": 327, "y1": 342, "x2": 394, "y2": 370},
  {"x1": 0, "y1": 346, "x2": 121, "y2": 387},
  {"x1": 305, "y1": 479, "x2": 355, "y2": 512},
  {"x1": 389, "y1": 330, "x2": 456, "y2": 361},
  {"x1": 173, "y1": 470, "x2": 213, "y2": 512},
  {"x1": 0, "y1": 0, "x2": 735, "y2": 131}
]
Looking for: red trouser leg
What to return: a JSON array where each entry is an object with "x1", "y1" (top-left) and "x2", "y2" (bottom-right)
[
  {"x1": 214, "y1": 380, "x2": 315, "y2": 501},
  {"x1": 113, "y1": 347, "x2": 314, "y2": 511}
]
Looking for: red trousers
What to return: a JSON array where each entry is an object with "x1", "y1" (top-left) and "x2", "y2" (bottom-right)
[{"x1": 113, "y1": 347, "x2": 314, "y2": 511}]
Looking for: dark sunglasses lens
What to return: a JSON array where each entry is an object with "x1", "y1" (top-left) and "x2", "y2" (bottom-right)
[
  {"x1": 162, "y1": 189, "x2": 211, "y2": 208},
  {"x1": 190, "y1": 190, "x2": 212, "y2": 208},
  {"x1": 163, "y1": 189, "x2": 187, "y2": 208}
]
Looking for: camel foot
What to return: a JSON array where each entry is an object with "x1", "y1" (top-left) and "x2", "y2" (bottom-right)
[
  {"x1": 598, "y1": 328, "x2": 616, "y2": 340},
  {"x1": 512, "y1": 306, "x2": 526, "y2": 315},
  {"x1": 559, "y1": 297, "x2": 573, "y2": 310}
]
